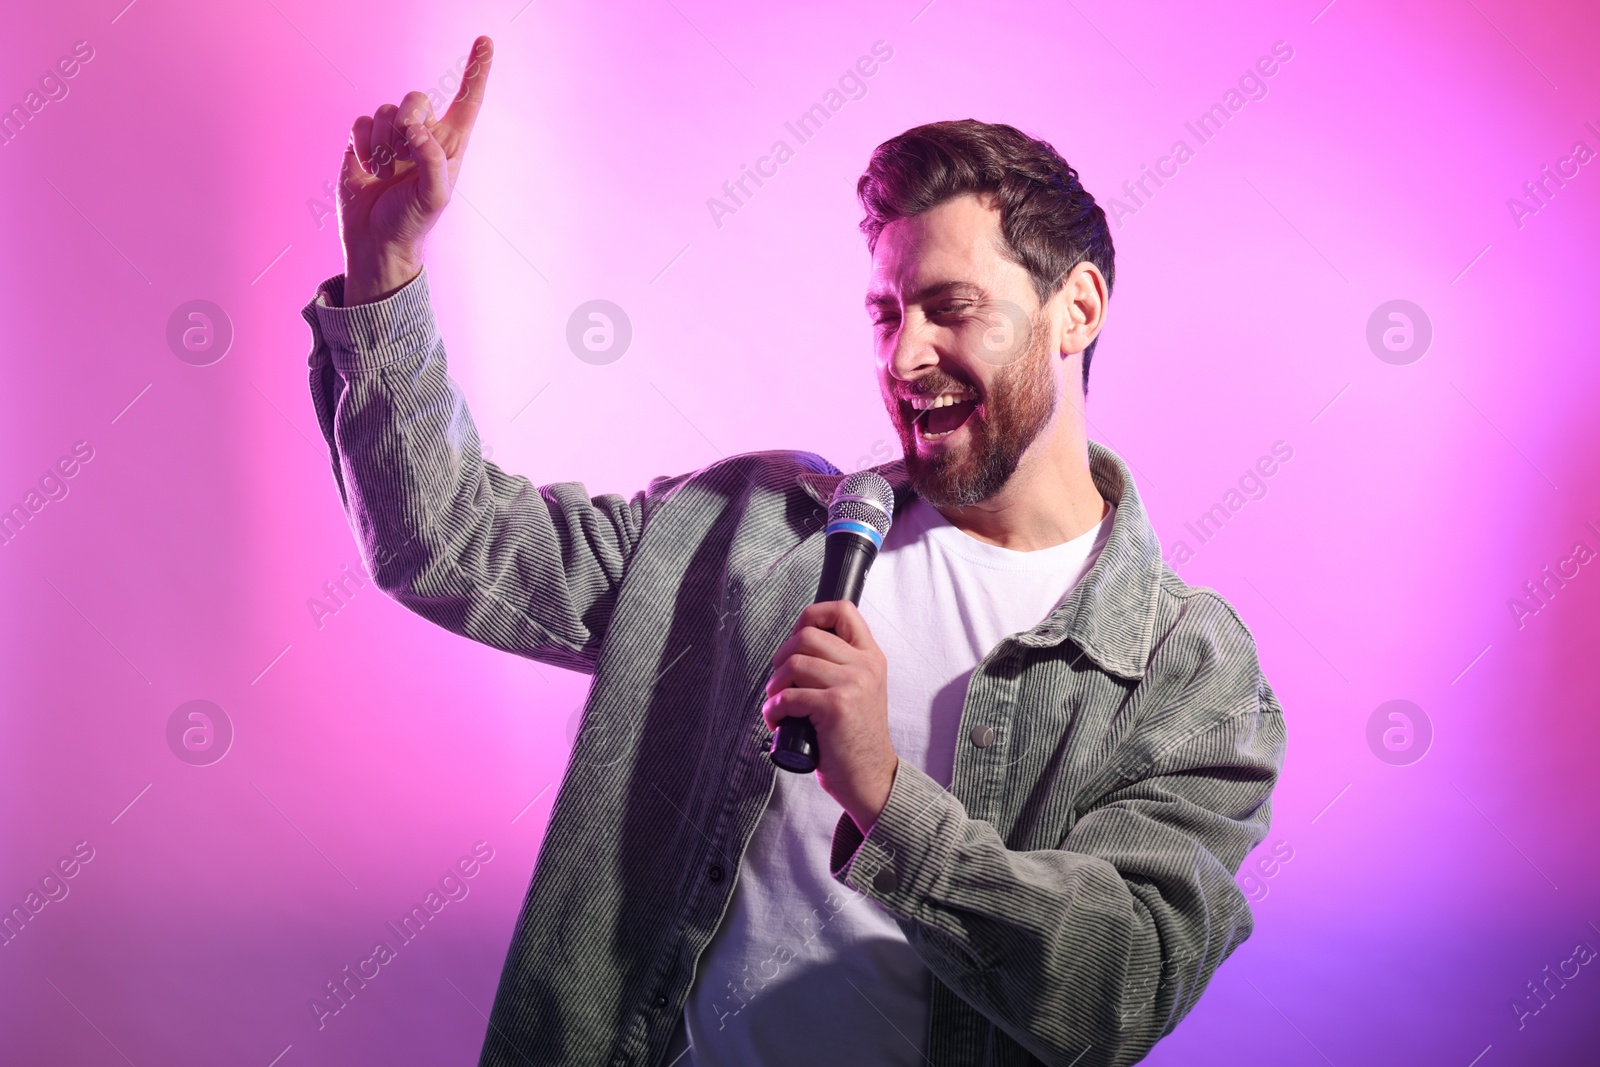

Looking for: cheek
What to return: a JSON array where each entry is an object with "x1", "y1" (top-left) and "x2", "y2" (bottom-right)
[{"x1": 876, "y1": 380, "x2": 897, "y2": 413}]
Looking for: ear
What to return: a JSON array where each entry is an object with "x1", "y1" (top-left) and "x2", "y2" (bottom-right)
[{"x1": 1054, "y1": 261, "x2": 1108, "y2": 357}]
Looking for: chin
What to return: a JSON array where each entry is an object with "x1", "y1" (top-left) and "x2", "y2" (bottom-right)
[{"x1": 904, "y1": 439, "x2": 993, "y2": 508}]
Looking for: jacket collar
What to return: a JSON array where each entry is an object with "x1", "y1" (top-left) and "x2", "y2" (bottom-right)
[
  {"x1": 797, "y1": 457, "x2": 919, "y2": 519},
  {"x1": 797, "y1": 440, "x2": 1163, "y2": 680}
]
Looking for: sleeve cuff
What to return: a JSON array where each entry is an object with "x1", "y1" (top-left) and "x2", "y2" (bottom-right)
[
  {"x1": 299, "y1": 266, "x2": 438, "y2": 376},
  {"x1": 828, "y1": 758, "x2": 963, "y2": 917}
]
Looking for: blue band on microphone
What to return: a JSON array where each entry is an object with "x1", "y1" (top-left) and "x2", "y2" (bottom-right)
[{"x1": 825, "y1": 519, "x2": 883, "y2": 548}]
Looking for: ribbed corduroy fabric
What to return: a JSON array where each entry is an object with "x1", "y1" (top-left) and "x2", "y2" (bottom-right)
[{"x1": 301, "y1": 267, "x2": 1287, "y2": 1067}]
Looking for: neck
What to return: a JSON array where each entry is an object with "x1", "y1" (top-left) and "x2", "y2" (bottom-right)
[{"x1": 932, "y1": 406, "x2": 1106, "y2": 552}]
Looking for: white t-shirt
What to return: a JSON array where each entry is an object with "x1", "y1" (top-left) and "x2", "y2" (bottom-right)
[{"x1": 674, "y1": 495, "x2": 1116, "y2": 1066}]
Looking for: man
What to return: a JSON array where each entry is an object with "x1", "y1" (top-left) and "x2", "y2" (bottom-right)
[{"x1": 302, "y1": 33, "x2": 1286, "y2": 1067}]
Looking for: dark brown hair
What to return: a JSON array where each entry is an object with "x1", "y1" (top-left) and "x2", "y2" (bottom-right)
[{"x1": 857, "y1": 119, "x2": 1115, "y2": 394}]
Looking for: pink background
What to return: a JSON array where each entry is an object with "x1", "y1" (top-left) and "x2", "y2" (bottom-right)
[{"x1": 2, "y1": 0, "x2": 1597, "y2": 1063}]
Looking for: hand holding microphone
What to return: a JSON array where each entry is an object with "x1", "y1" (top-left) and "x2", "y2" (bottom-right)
[{"x1": 763, "y1": 472, "x2": 902, "y2": 833}]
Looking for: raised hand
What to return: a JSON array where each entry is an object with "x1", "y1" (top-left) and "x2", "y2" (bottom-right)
[{"x1": 338, "y1": 35, "x2": 494, "y2": 305}]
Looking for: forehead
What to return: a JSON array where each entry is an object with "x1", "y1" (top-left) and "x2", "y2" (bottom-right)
[{"x1": 866, "y1": 193, "x2": 1017, "y2": 301}]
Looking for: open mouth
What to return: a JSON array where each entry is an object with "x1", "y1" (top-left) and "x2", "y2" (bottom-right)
[{"x1": 907, "y1": 389, "x2": 978, "y2": 443}]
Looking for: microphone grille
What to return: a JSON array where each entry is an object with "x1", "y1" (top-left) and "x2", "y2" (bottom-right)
[{"x1": 828, "y1": 471, "x2": 896, "y2": 539}]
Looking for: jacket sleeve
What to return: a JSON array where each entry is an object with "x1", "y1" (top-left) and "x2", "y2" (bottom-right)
[
  {"x1": 828, "y1": 615, "x2": 1286, "y2": 1066},
  {"x1": 302, "y1": 267, "x2": 672, "y2": 674}
]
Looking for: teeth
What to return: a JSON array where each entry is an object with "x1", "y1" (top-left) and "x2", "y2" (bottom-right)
[{"x1": 908, "y1": 392, "x2": 974, "y2": 411}]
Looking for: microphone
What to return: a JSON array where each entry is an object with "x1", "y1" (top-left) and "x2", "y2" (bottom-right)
[{"x1": 769, "y1": 470, "x2": 897, "y2": 774}]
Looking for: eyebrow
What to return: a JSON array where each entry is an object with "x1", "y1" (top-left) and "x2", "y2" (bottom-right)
[{"x1": 864, "y1": 279, "x2": 989, "y2": 311}]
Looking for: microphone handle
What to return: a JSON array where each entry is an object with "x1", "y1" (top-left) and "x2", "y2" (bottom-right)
[{"x1": 770, "y1": 532, "x2": 880, "y2": 774}]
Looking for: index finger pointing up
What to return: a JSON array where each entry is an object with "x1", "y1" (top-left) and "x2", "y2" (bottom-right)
[{"x1": 440, "y1": 35, "x2": 494, "y2": 137}]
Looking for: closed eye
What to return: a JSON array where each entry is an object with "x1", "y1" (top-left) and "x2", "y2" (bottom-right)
[{"x1": 873, "y1": 303, "x2": 968, "y2": 326}]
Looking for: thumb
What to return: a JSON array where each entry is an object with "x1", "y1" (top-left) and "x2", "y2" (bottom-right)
[
  {"x1": 831, "y1": 599, "x2": 876, "y2": 652},
  {"x1": 337, "y1": 142, "x2": 374, "y2": 208},
  {"x1": 404, "y1": 121, "x2": 452, "y2": 215},
  {"x1": 332, "y1": 141, "x2": 379, "y2": 212}
]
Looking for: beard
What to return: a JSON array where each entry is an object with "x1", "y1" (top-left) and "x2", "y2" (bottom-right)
[{"x1": 889, "y1": 315, "x2": 1059, "y2": 509}]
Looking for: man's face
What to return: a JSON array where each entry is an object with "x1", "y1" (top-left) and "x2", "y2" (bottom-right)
[{"x1": 866, "y1": 194, "x2": 1061, "y2": 509}]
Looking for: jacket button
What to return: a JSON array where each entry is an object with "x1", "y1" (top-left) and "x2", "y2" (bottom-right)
[
  {"x1": 654, "y1": 994, "x2": 668, "y2": 1008},
  {"x1": 969, "y1": 724, "x2": 996, "y2": 748},
  {"x1": 872, "y1": 866, "x2": 899, "y2": 893},
  {"x1": 708, "y1": 864, "x2": 724, "y2": 882}
]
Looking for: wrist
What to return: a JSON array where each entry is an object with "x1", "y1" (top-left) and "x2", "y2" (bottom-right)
[
  {"x1": 848, "y1": 756, "x2": 898, "y2": 837},
  {"x1": 343, "y1": 248, "x2": 423, "y2": 306}
]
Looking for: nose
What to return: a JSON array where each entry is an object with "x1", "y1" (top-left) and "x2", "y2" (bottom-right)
[{"x1": 885, "y1": 312, "x2": 939, "y2": 384}]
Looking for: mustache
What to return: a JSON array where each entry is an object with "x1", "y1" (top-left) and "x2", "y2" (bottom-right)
[{"x1": 891, "y1": 376, "x2": 981, "y2": 404}]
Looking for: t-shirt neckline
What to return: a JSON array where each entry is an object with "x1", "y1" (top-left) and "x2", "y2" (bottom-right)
[{"x1": 900, "y1": 497, "x2": 1115, "y2": 572}]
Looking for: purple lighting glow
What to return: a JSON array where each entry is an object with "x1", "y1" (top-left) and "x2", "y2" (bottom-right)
[{"x1": 1, "y1": 0, "x2": 1597, "y2": 1064}]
